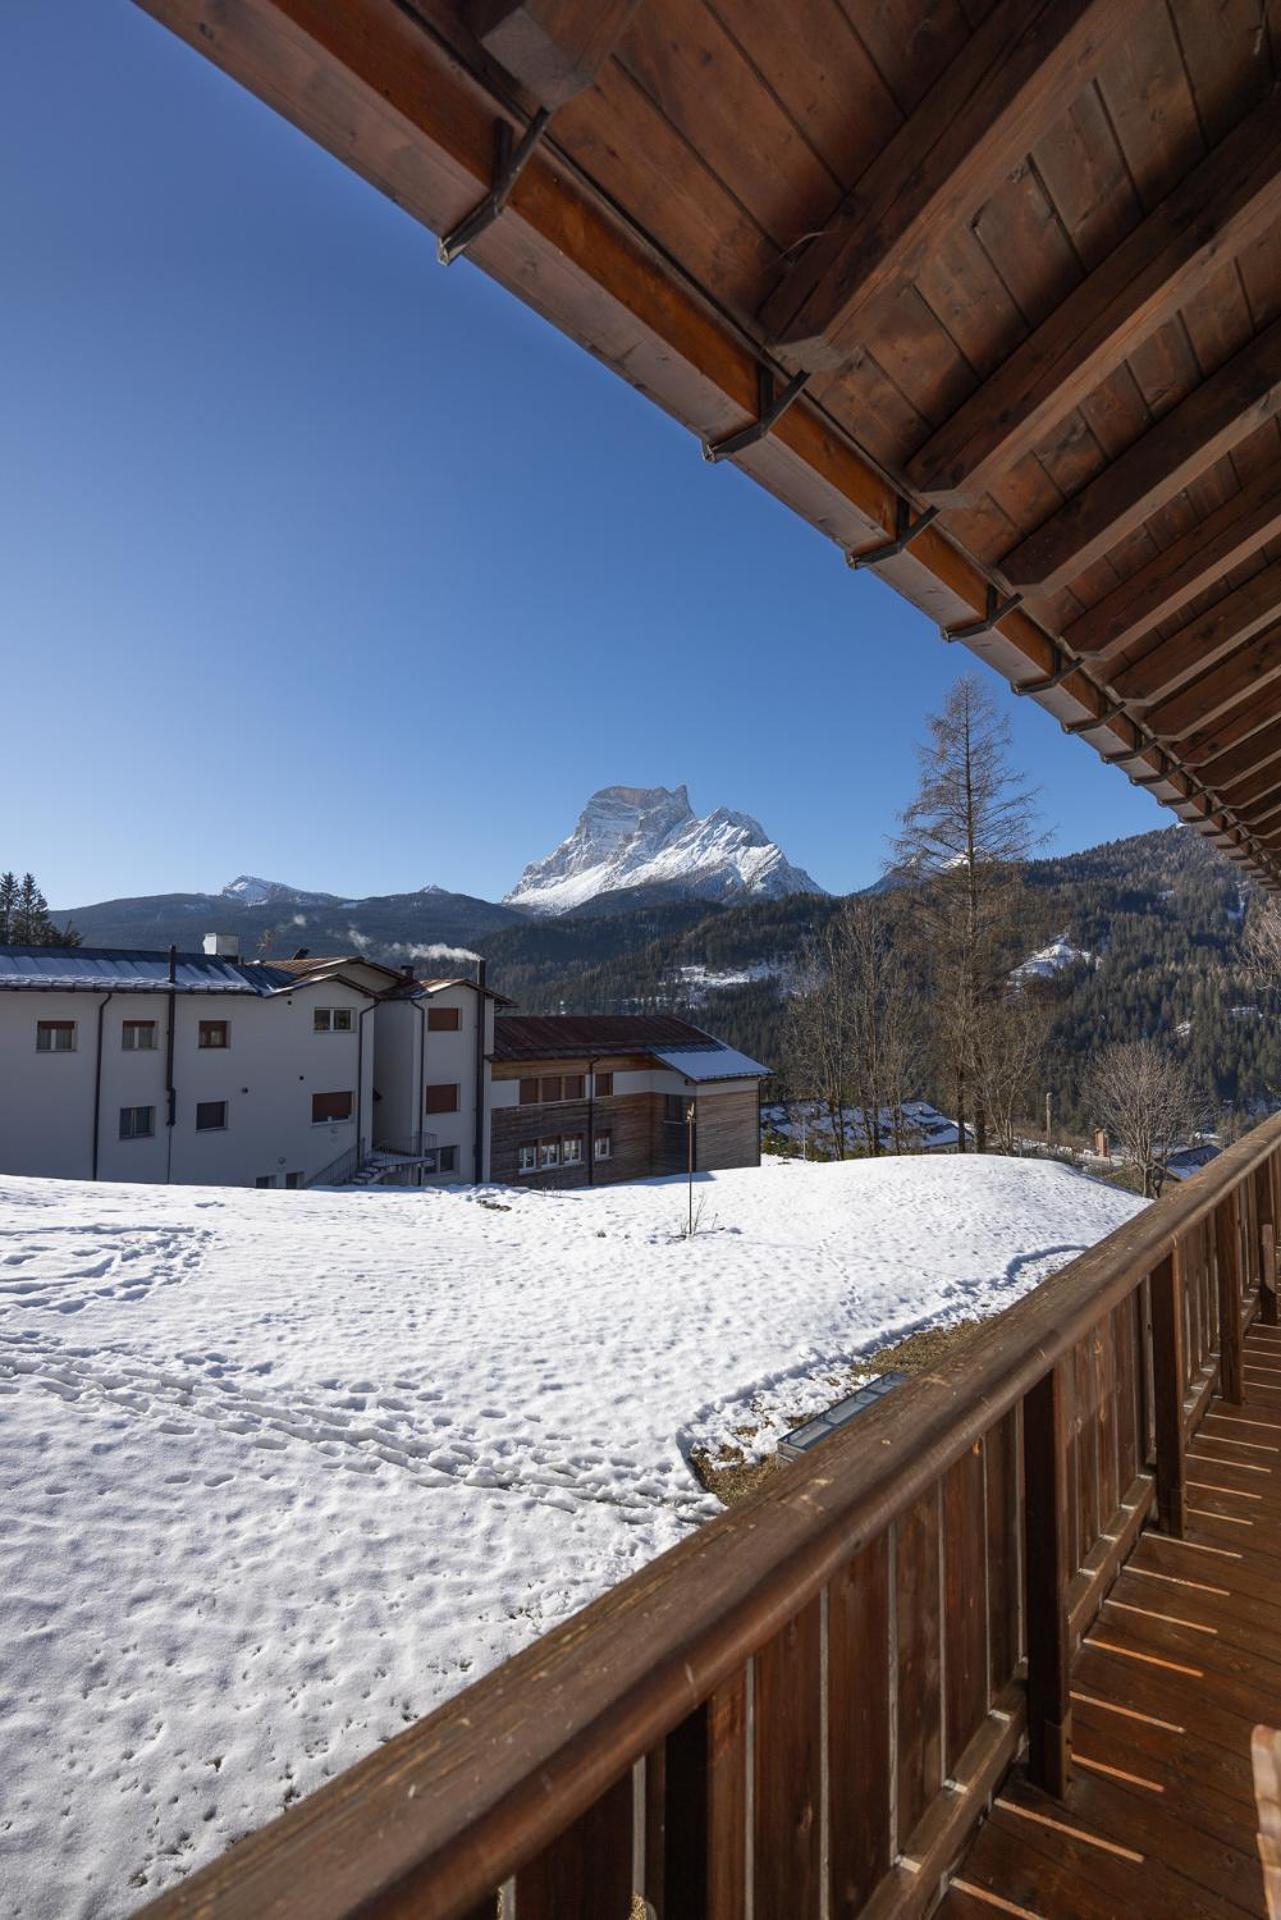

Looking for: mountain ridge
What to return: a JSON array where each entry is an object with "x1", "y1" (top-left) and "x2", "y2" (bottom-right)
[{"x1": 505, "y1": 784, "x2": 824, "y2": 914}]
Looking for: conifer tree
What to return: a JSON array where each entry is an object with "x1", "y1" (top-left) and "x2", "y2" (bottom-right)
[{"x1": 1, "y1": 870, "x2": 79, "y2": 947}]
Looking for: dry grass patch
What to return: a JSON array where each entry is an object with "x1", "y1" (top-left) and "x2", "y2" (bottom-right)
[{"x1": 691, "y1": 1317, "x2": 988, "y2": 1507}]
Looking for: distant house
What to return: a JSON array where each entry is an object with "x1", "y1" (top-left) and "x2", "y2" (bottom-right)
[
  {"x1": 489, "y1": 1014, "x2": 769, "y2": 1187},
  {"x1": 0, "y1": 943, "x2": 764, "y2": 1191}
]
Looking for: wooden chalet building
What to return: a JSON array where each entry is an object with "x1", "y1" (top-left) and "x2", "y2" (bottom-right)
[
  {"x1": 489, "y1": 1013, "x2": 768, "y2": 1186},
  {"x1": 116, "y1": 1, "x2": 1281, "y2": 1915}
]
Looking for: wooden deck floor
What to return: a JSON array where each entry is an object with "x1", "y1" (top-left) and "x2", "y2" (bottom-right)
[{"x1": 941, "y1": 1322, "x2": 1281, "y2": 1920}]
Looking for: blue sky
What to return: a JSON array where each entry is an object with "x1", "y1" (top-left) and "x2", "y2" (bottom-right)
[{"x1": 3, "y1": 0, "x2": 1169, "y2": 909}]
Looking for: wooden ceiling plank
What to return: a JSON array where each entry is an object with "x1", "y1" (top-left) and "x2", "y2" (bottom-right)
[
  {"x1": 464, "y1": 0, "x2": 642, "y2": 109},
  {"x1": 1146, "y1": 618, "x2": 1281, "y2": 739},
  {"x1": 908, "y1": 88, "x2": 1281, "y2": 502},
  {"x1": 1109, "y1": 556, "x2": 1281, "y2": 707},
  {"x1": 1002, "y1": 314, "x2": 1281, "y2": 592},
  {"x1": 1200, "y1": 730, "x2": 1281, "y2": 793},
  {"x1": 1222, "y1": 757, "x2": 1281, "y2": 810},
  {"x1": 1171, "y1": 675, "x2": 1281, "y2": 770},
  {"x1": 1064, "y1": 462, "x2": 1281, "y2": 660},
  {"x1": 756, "y1": 0, "x2": 1146, "y2": 365}
]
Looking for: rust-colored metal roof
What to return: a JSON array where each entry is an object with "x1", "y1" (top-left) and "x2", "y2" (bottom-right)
[
  {"x1": 492, "y1": 1012, "x2": 723, "y2": 1059},
  {"x1": 136, "y1": 0, "x2": 1281, "y2": 888}
]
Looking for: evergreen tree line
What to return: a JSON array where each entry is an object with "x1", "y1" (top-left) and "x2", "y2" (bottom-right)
[{"x1": 0, "y1": 872, "x2": 79, "y2": 947}]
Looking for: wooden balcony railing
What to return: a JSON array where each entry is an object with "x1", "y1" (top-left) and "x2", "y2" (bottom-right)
[{"x1": 144, "y1": 1116, "x2": 1281, "y2": 1920}]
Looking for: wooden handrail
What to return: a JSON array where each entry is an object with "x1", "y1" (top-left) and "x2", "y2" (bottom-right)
[{"x1": 142, "y1": 1112, "x2": 1281, "y2": 1919}]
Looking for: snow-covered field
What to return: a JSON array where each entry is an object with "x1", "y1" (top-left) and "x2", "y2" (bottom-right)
[{"x1": 0, "y1": 1158, "x2": 1143, "y2": 1917}]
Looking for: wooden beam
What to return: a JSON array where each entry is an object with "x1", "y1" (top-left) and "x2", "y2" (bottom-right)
[
  {"x1": 1171, "y1": 666, "x2": 1281, "y2": 769},
  {"x1": 1147, "y1": 618, "x2": 1281, "y2": 743},
  {"x1": 756, "y1": 0, "x2": 1142, "y2": 366},
  {"x1": 1109, "y1": 558, "x2": 1281, "y2": 708},
  {"x1": 1223, "y1": 753, "x2": 1281, "y2": 807},
  {"x1": 908, "y1": 89, "x2": 1281, "y2": 502},
  {"x1": 1002, "y1": 315, "x2": 1281, "y2": 592},
  {"x1": 464, "y1": 0, "x2": 642, "y2": 109},
  {"x1": 1064, "y1": 463, "x2": 1281, "y2": 663}
]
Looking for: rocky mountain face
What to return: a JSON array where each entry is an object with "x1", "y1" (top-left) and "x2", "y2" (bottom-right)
[
  {"x1": 220, "y1": 875, "x2": 339, "y2": 908},
  {"x1": 504, "y1": 785, "x2": 825, "y2": 915}
]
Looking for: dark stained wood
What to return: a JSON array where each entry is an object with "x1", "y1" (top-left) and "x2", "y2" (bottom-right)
[
  {"x1": 758, "y1": 0, "x2": 1145, "y2": 363},
  {"x1": 707, "y1": 1671, "x2": 748, "y2": 1920},
  {"x1": 944, "y1": 1441, "x2": 989, "y2": 1774},
  {"x1": 896, "y1": 1487, "x2": 943, "y2": 1844},
  {"x1": 910, "y1": 87, "x2": 1281, "y2": 501},
  {"x1": 1003, "y1": 315, "x2": 1281, "y2": 591},
  {"x1": 1023, "y1": 1362, "x2": 1071, "y2": 1797},
  {"x1": 514, "y1": 1770, "x2": 633, "y2": 1918},
  {"x1": 1150, "y1": 1250, "x2": 1188, "y2": 1536},
  {"x1": 1066, "y1": 463, "x2": 1281, "y2": 663},
  {"x1": 753, "y1": 1600, "x2": 822, "y2": 1918},
  {"x1": 659, "y1": 1710, "x2": 707, "y2": 1920},
  {"x1": 827, "y1": 1536, "x2": 891, "y2": 1916},
  {"x1": 1150, "y1": 618, "x2": 1281, "y2": 747},
  {"x1": 1218, "y1": 1197, "x2": 1246, "y2": 1407},
  {"x1": 1261, "y1": 1162, "x2": 1280, "y2": 1329},
  {"x1": 1112, "y1": 558, "x2": 1281, "y2": 707},
  {"x1": 465, "y1": 0, "x2": 642, "y2": 108}
]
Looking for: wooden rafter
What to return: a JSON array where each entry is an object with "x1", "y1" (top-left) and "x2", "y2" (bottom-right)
[
  {"x1": 756, "y1": 0, "x2": 1144, "y2": 366},
  {"x1": 908, "y1": 89, "x2": 1281, "y2": 503},
  {"x1": 1065, "y1": 464, "x2": 1281, "y2": 663},
  {"x1": 1149, "y1": 620, "x2": 1281, "y2": 743},
  {"x1": 1003, "y1": 316, "x2": 1281, "y2": 593},
  {"x1": 1201, "y1": 725, "x2": 1281, "y2": 793},
  {"x1": 1174, "y1": 660, "x2": 1281, "y2": 770},
  {"x1": 1109, "y1": 559, "x2": 1281, "y2": 708}
]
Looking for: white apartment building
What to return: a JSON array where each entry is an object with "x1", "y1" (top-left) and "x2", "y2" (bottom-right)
[{"x1": 0, "y1": 941, "x2": 499, "y2": 1190}]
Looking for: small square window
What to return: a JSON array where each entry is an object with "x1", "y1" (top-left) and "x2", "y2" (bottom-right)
[
  {"x1": 119, "y1": 1105, "x2": 155, "y2": 1140},
  {"x1": 196, "y1": 1100, "x2": 227, "y2": 1132},
  {"x1": 199, "y1": 1021, "x2": 229, "y2": 1050},
  {"x1": 562, "y1": 1135, "x2": 583, "y2": 1165},
  {"x1": 595, "y1": 1071, "x2": 614, "y2": 1097},
  {"x1": 519, "y1": 1077, "x2": 540, "y2": 1106},
  {"x1": 312, "y1": 1090, "x2": 354, "y2": 1123},
  {"x1": 313, "y1": 1008, "x2": 332, "y2": 1033},
  {"x1": 428, "y1": 1006, "x2": 460, "y2": 1032},
  {"x1": 333, "y1": 1007, "x2": 353, "y2": 1032},
  {"x1": 439, "y1": 1145, "x2": 458, "y2": 1173},
  {"x1": 36, "y1": 1021, "x2": 76, "y2": 1053},
  {"x1": 594, "y1": 1131, "x2": 612, "y2": 1161},
  {"x1": 425, "y1": 1082, "x2": 459, "y2": 1115},
  {"x1": 538, "y1": 1139, "x2": 560, "y2": 1169},
  {"x1": 563, "y1": 1074, "x2": 585, "y2": 1101},
  {"x1": 121, "y1": 1020, "x2": 157, "y2": 1051},
  {"x1": 518, "y1": 1143, "x2": 538, "y2": 1173},
  {"x1": 539, "y1": 1075, "x2": 563, "y2": 1104}
]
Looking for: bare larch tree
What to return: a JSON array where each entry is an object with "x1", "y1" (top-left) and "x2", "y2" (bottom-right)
[
  {"x1": 1086, "y1": 1039, "x2": 1203, "y2": 1197},
  {"x1": 892, "y1": 674, "x2": 1042, "y2": 1152}
]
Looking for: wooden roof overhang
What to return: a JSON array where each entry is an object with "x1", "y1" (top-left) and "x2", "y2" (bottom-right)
[{"x1": 134, "y1": 0, "x2": 1281, "y2": 885}]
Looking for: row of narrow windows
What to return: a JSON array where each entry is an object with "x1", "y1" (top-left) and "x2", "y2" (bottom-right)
[
  {"x1": 34, "y1": 1008, "x2": 362, "y2": 1052},
  {"x1": 517, "y1": 1132, "x2": 612, "y2": 1172}
]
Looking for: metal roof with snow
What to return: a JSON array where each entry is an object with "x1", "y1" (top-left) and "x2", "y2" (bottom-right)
[
  {"x1": 651, "y1": 1044, "x2": 770, "y2": 1083},
  {"x1": 0, "y1": 945, "x2": 320, "y2": 995},
  {"x1": 492, "y1": 1013, "x2": 769, "y2": 1077}
]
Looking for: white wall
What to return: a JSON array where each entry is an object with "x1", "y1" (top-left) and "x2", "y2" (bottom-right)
[
  {"x1": 0, "y1": 983, "x2": 376, "y2": 1189},
  {"x1": 370, "y1": 986, "x2": 492, "y2": 1180}
]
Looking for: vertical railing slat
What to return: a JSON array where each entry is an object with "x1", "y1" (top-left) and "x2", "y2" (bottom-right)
[
  {"x1": 1150, "y1": 1249, "x2": 1187, "y2": 1536},
  {"x1": 1216, "y1": 1195, "x2": 1245, "y2": 1405},
  {"x1": 985, "y1": 1409, "x2": 1021, "y2": 1697},
  {"x1": 943, "y1": 1442, "x2": 988, "y2": 1775},
  {"x1": 1023, "y1": 1363, "x2": 1070, "y2": 1797},
  {"x1": 514, "y1": 1772, "x2": 634, "y2": 1920},
  {"x1": 753, "y1": 1600, "x2": 823, "y2": 1918},
  {"x1": 895, "y1": 1486, "x2": 943, "y2": 1844},
  {"x1": 828, "y1": 1535, "x2": 891, "y2": 1916},
  {"x1": 1258, "y1": 1160, "x2": 1279, "y2": 1327}
]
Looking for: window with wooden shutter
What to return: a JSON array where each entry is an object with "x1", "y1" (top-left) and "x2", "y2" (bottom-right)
[
  {"x1": 196, "y1": 1101, "x2": 228, "y2": 1131},
  {"x1": 519, "y1": 1077, "x2": 540, "y2": 1106},
  {"x1": 428, "y1": 1006, "x2": 460, "y2": 1031},
  {"x1": 595, "y1": 1071, "x2": 614, "y2": 1096},
  {"x1": 312, "y1": 1090, "x2": 354, "y2": 1123},
  {"x1": 539, "y1": 1075, "x2": 563, "y2": 1104},
  {"x1": 425, "y1": 1083, "x2": 459, "y2": 1114},
  {"x1": 563, "y1": 1074, "x2": 585, "y2": 1101}
]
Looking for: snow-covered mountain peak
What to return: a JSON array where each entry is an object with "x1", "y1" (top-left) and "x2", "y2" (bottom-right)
[
  {"x1": 220, "y1": 876, "x2": 338, "y2": 907},
  {"x1": 505, "y1": 785, "x2": 825, "y2": 915}
]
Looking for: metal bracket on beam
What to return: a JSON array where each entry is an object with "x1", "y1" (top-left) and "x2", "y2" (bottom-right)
[
  {"x1": 1061, "y1": 702, "x2": 1125, "y2": 735},
  {"x1": 438, "y1": 109, "x2": 552, "y2": 265},
  {"x1": 1013, "y1": 652, "x2": 1083, "y2": 697},
  {"x1": 702, "y1": 366, "x2": 810, "y2": 463},
  {"x1": 847, "y1": 499, "x2": 939, "y2": 569},
  {"x1": 1129, "y1": 761, "x2": 1172, "y2": 789},
  {"x1": 941, "y1": 586, "x2": 1023, "y2": 642}
]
